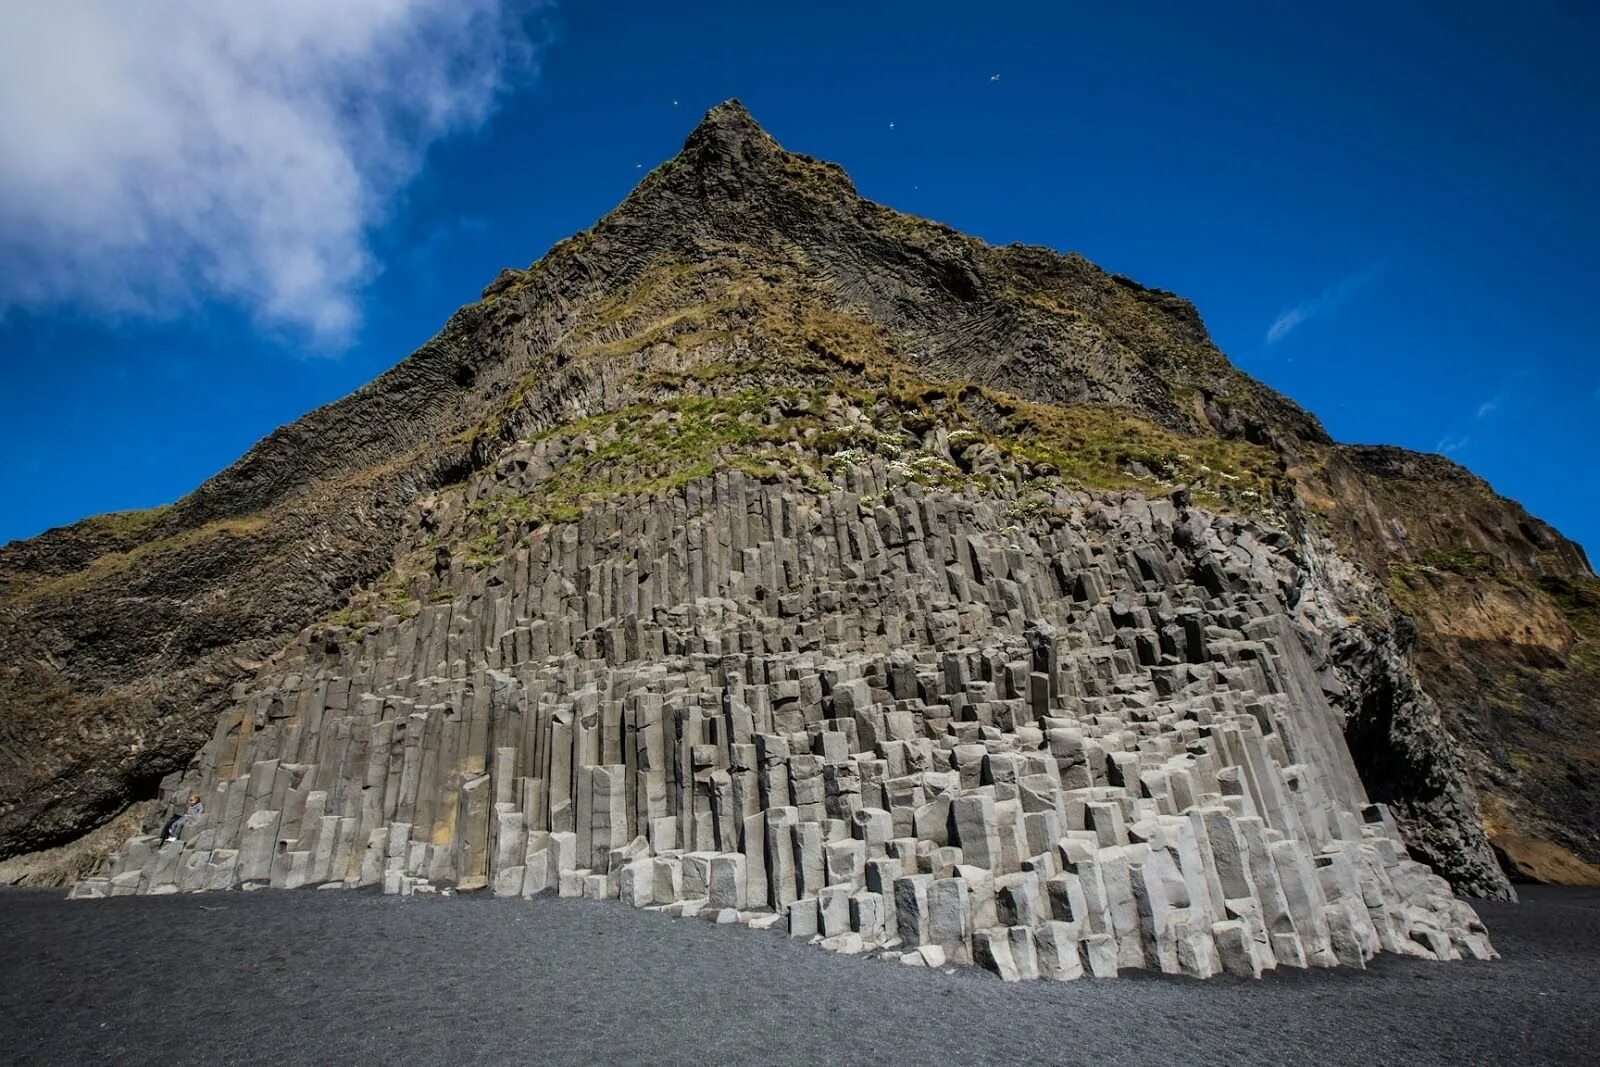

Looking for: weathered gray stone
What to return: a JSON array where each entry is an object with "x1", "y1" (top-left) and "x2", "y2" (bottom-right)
[
  {"x1": 894, "y1": 874, "x2": 933, "y2": 946},
  {"x1": 1079, "y1": 933, "x2": 1119, "y2": 978},
  {"x1": 973, "y1": 928, "x2": 1020, "y2": 981},
  {"x1": 78, "y1": 436, "x2": 1500, "y2": 986},
  {"x1": 788, "y1": 897, "x2": 819, "y2": 939},
  {"x1": 927, "y1": 876, "x2": 971, "y2": 961},
  {"x1": 708, "y1": 853, "x2": 747, "y2": 910},
  {"x1": 1035, "y1": 920, "x2": 1084, "y2": 981}
]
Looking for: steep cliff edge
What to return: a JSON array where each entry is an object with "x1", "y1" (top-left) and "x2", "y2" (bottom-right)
[
  {"x1": 1, "y1": 102, "x2": 1593, "y2": 897},
  {"x1": 1305, "y1": 446, "x2": 1599, "y2": 883}
]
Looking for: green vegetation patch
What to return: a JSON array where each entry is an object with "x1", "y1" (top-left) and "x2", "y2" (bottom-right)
[
  {"x1": 10, "y1": 514, "x2": 269, "y2": 605},
  {"x1": 1420, "y1": 547, "x2": 1497, "y2": 577},
  {"x1": 1389, "y1": 546, "x2": 1505, "y2": 607},
  {"x1": 328, "y1": 570, "x2": 422, "y2": 630},
  {"x1": 445, "y1": 262, "x2": 1290, "y2": 573},
  {"x1": 461, "y1": 390, "x2": 824, "y2": 567},
  {"x1": 79, "y1": 504, "x2": 174, "y2": 541},
  {"x1": 1539, "y1": 573, "x2": 1600, "y2": 671}
]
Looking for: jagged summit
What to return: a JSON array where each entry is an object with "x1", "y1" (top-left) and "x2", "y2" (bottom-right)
[
  {"x1": 680, "y1": 98, "x2": 780, "y2": 158},
  {"x1": 669, "y1": 100, "x2": 856, "y2": 195},
  {"x1": 2, "y1": 102, "x2": 1597, "y2": 915}
]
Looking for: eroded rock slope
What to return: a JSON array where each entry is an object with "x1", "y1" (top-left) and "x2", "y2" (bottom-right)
[{"x1": 2, "y1": 102, "x2": 1594, "y2": 910}]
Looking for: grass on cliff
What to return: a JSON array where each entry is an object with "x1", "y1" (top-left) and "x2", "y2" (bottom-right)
[
  {"x1": 420, "y1": 253, "x2": 1288, "y2": 578},
  {"x1": 1387, "y1": 546, "x2": 1563, "y2": 610},
  {"x1": 460, "y1": 391, "x2": 820, "y2": 567},
  {"x1": 327, "y1": 571, "x2": 424, "y2": 630},
  {"x1": 453, "y1": 377, "x2": 1280, "y2": 572},
  {"x1": 79, "y1": 505, "x2": 175, "y2": 541},
  {"x1": 8, "y1": 514, "x2": 270, "y2": 606},
  {"x1": 1539, "y1": 573, "x2": 1600, "y2": 670}
]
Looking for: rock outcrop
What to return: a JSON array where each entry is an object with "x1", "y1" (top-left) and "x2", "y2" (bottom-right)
[
  {"x1": 3, "y1": 102, "x2": 1596, "y2": 955},
  {"x1": 72, "y1": 466, "x2": 1496, "y2": 976}
]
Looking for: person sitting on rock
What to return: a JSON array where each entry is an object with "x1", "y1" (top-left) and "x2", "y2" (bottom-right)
[{"x1": 163, "y1": 794, "x2": 204, "y2": 844}]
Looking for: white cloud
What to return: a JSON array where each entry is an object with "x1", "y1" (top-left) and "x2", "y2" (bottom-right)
[
  {"x1": 0, "y1": 1, "x2": 543, "y2": 347},
  {"x1": 1436, "y1": 433, "x2": 1470, "y2": 455},
  {"x1": 1265, "y1": 268, "x2": 1378, "y2": 345},
  {"x1": 1264, "y1": 306, "x2": 1308, "y2": 344},
  {"x1": 1475, "y1": 397, "x2": 1501, "y2": 418}
]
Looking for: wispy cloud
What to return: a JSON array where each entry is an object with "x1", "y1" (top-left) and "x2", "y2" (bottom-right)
[
  {"x1": 1265, "y1": 268, "x2": 1379, "y2": 345},
  {"x1": 1265, "y1": 307, "x2": 1309, "y2": 344},
  {"x1": 0, "y1": 2, "x2": 545, "y2": 348},
  {"x1": 1435, "y1": 388, "x2": 1516, "y2": 459}
]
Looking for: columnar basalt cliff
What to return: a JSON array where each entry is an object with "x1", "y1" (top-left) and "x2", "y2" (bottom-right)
[
  {"x1": 72, "y1": 473, "x2": 1496, "y2": 976},
  {"x1": 3, "y1": 105, "x2": 1596, "y2": 953}
]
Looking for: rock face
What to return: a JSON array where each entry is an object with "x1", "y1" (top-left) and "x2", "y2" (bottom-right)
[
  {"x1": 71, "y1": 470, "x2": 1496, "y2": 975},
  {"x1": 1491, "y1": 833, "x2": 1600, "y2": 887},
  {"x1": 1306, "y1": 447, "x2": 1599, "y2": 885},
  {"x1": 2, "y1": 101, "x2": 1596, "y2": 944}
]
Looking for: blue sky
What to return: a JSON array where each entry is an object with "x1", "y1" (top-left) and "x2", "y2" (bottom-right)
[{"x1": 1, "y1": 1, "x2": 1596, "y2": 557}]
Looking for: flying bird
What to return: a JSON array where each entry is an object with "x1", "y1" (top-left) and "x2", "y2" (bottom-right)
[{"x1": 990, "y1": 73, "x2": 1001, "y2": 82}]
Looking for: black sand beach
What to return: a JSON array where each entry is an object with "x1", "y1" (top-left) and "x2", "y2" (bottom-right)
[{"x1": 2, "y1": 885, "x2": 1596, "y2": 1066}]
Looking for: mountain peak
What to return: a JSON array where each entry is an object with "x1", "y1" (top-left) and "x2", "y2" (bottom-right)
[
  {"x1": 8, "y1": 92, "x2": 1597, "y2": 914},
  {"x1": 690, "y1": 98, "x2": 767, "y2": 139},
  {"x1": 677, "y1": 98, "x2": 785, "y2": 173}
]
